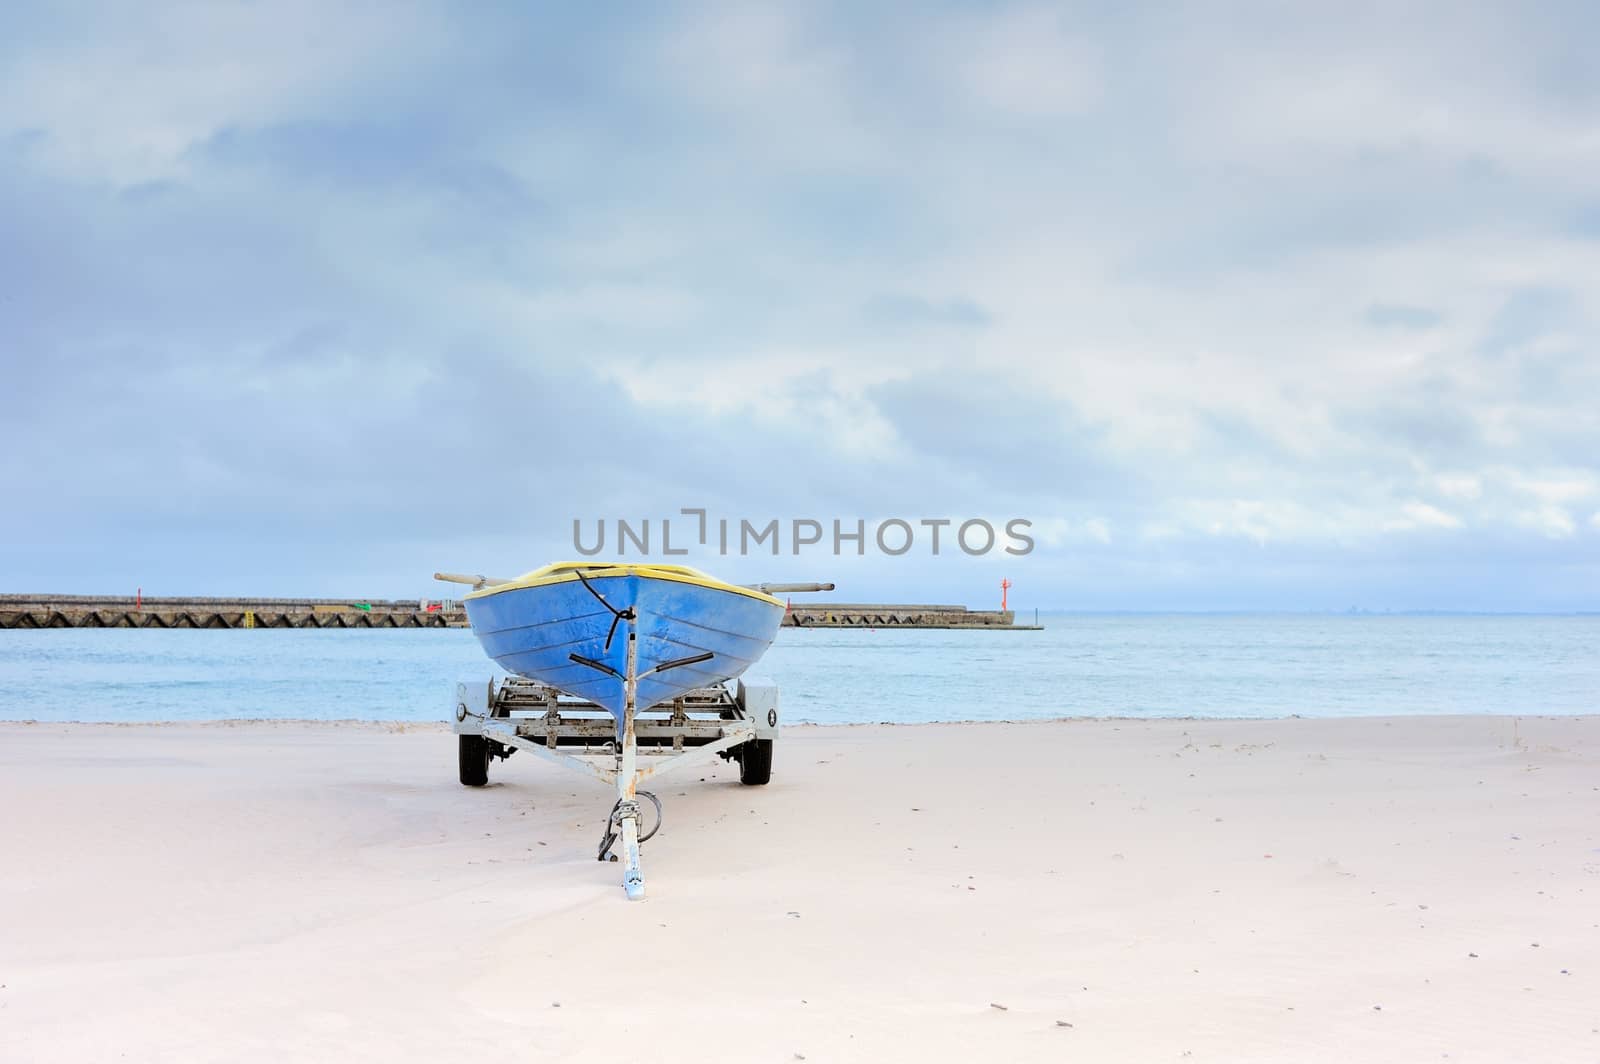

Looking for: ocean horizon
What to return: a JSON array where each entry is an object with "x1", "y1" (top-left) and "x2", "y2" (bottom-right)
[{"x1": 2, "y1": 612, "x2": 1593, "y2": 724}]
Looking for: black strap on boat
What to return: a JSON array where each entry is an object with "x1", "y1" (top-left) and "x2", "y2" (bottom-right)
[
  {"x1": 646, "y1": 650, "x2": 715, "y2": 675},
  {"x1": 574, "y1": 569, "x2": 635, "y2": 652},
  {"x1": 571, "y1": 649, "x2": 713, "y2": 679},
  {"x1": 568, "y1": 653, "x2": 621, "y2": 679}
]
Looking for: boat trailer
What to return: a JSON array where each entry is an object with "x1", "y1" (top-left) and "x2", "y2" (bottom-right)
[
  {"x1": 452, "y1": 669, "x2": 778, "y2": 901},
  {"x1": 438, "y1": 573, "x2": 826, "y2": 900}
]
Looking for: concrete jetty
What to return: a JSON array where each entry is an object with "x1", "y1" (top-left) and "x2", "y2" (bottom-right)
[
  {"x1": 0, "y1": 594, "x2": 463, "y2": 629},
  {"x1": 0, "y1": 595, "x2": 1041, "y2": 630},
  {"x1": 783, "y1": 603, "x2": 1038, "y2": 629}
]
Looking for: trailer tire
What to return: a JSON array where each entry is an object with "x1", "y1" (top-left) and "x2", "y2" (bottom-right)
[
  {"x1": 738, "y1": 739, "x2": 773, "y2": 786},
  {"x1": 459, "y1": 734, "x2": 490, "y2": 786}
]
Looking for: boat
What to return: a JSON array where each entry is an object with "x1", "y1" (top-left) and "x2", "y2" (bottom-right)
[
  {"x1": 462, "y1": 562, "x2": 787, "y2": 728},
  {"x1": 441, "y1": 562, "x2": 826, "y2": 900}
]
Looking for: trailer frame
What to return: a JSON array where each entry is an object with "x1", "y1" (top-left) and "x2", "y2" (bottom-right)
[{"x1": 452, "y1": 668, "x2": 779, "y2": 900}]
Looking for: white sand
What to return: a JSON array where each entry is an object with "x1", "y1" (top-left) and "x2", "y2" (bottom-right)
[{"x1": 1, "y1": 716, "x2": 1596, "y2": 1062}]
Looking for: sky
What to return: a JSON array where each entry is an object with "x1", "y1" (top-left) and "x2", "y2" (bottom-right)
[{"x1": 1, "y1": 1, "x2": 1597, "y2": 611}]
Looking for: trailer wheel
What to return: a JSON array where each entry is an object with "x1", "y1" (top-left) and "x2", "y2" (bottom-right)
[
  {"x1": 459, "y1": 734, "x2": 490, "y2": 786},
  {"x1": 738, "y1": 739, "x2": 773, "y2": 786}
]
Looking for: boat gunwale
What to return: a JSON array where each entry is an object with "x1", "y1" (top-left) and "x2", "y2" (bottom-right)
[{"x1": 463, "y1": 563, "x2": 785, "y2": 608}]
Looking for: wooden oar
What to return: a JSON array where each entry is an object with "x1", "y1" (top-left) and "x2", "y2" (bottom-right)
[{"x1": 433, "y1": 572, "x2": 514, "y2": 591}]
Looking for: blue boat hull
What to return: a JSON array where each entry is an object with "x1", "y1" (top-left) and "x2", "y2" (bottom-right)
[{"x1": 464, "y1": 568, "x2": 785, "y2": 727}]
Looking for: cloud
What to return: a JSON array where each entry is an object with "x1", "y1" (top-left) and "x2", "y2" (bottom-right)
[
  {"x1": 941, "y1": 5, "x2": 1102, "y2": 120},
  {"x1": 1512, "y1": 508, "x2": 1577, "y2": 539},
  {"x1": 1, "y1": 1, "x2": 1597, "y2": 609},
  {"x1": 1384, "y1": 502, "x2": 1463, "y2": 532},
  {"x1": 1435, "y1": 474, "x2": 1483, "y2": 500},
  {"x1": 1499, "y1": 469, "x2": 1599, "y2": 505},
  {"x1": 1033, "y1": 517, "x2": 1113, "y2": 547},
  {"x1": 860, "y1": 293, "x2": 993, "y2": 330},
  {"x1": 1365, "y1": 304, "x2": 1443, "y2": 329},
  {"x1": 0, "y1": 1, "x2": 455, "y2": 185}
]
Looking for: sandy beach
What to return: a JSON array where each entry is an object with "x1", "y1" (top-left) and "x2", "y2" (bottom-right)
[{"x1": 2, "y1": 715, "x2": 1596, "y2": 1062}]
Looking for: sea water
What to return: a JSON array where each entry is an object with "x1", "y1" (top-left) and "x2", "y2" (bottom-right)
[{"x1": 0, "y1": 614, "x2": 1594, "y2": 723}]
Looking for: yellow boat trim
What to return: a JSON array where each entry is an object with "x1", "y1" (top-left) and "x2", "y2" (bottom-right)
[{"x1": 463, "y1": 561, "x2": 785, "y2": 607}]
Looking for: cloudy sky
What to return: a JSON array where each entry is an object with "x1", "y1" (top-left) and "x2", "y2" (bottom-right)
[{"x1": 2, "y1": 2, "x2": 1597, "y2": 610}]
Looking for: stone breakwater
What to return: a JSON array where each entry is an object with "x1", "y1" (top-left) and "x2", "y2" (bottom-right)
[{"x1": 0, "y1": 594, "x2": 463, "y2": 629}]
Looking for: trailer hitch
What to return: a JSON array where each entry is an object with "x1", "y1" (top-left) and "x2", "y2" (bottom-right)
[{"x1": 597, "y1": 790, "x2": 662, "y2": 862}]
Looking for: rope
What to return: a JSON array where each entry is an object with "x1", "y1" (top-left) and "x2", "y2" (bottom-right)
[{"x1": 574, "y1": 569, "x2": 636, "y2": 651}]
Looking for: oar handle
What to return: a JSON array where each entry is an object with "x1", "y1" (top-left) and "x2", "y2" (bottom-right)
[
  {"x1": 433, "y1": 571, "x2": 514, "y2": 590},
  {"x1": 747, "y1": 582, "x2": 836, "y2": 594}
]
